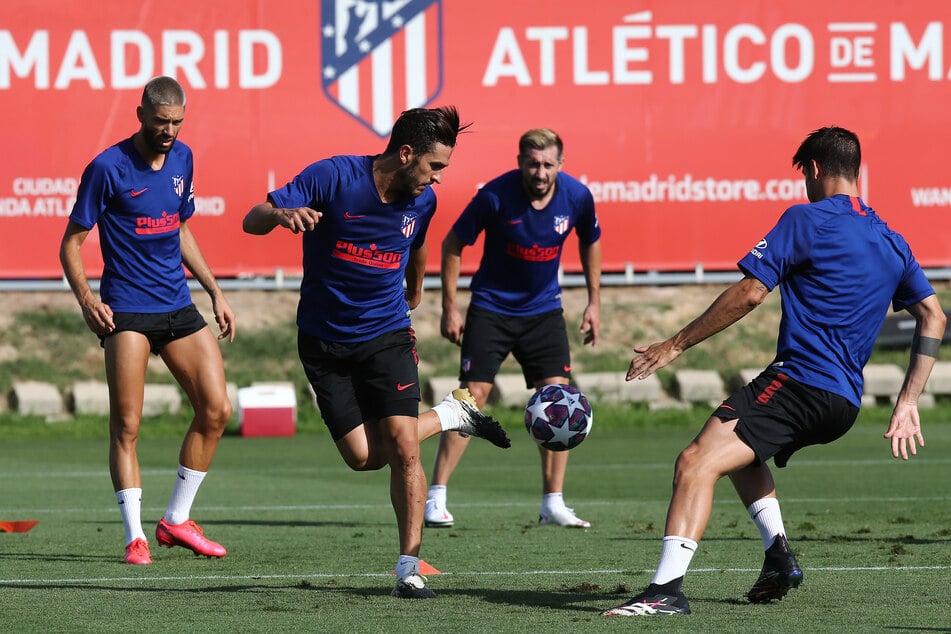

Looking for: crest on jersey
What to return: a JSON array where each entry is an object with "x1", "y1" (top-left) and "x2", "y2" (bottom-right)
[
  {"x1": 172, "y1": 175, "x2": 185, "y2": 198},
  {"x1": 553, "y1": 215, "x2": 569, "y2": 235},
  {"x1": 321, "y1": 0, "x2": 444, "y2": 137},
  {"x1": 401, "y1": 214, "x2": 417, "y2": 238}
]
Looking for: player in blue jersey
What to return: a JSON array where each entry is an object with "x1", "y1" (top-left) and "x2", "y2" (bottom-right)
[
  {"x1": 424, "y1": 128, "x2": 602, "y2": 530},
  {"x1": 59, "y1": 76, "x2": 236, "y2": 566},
  {"x1": 242, "y1": 106, "x2": 510, "y2": 600},
  {"x1": 603, "y1": 126, "x2": 946, "y2": 617}
]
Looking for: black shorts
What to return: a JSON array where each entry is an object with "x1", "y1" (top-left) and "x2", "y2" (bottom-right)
[
  {"x1": 713, "y1": 366, "x2": 859, "y2": 468},
  {"x1": 460, "y1": 305, "x2": 571, "y2": 389},
  {"x1": 298, "y1": 328, "x2": 421, "y2": 441},
  {"x1": 102, "y1": 304, "x2": 207, "y2": 354}
]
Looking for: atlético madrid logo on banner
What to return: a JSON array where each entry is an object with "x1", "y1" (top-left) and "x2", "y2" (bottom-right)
[{"x1": 321, "y1": 0, "x2": 444, "y2": 137}]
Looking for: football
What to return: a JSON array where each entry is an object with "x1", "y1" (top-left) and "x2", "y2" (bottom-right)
[{"x1": 524, "y1": 384, "x2": 593, "y2": 451}]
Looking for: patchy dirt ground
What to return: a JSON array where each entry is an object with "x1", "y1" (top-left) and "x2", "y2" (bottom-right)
[{"x1": 0, "y1": 283, "x2": 781, "y2": 373}]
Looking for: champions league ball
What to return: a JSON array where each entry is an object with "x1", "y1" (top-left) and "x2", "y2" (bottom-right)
[{"x1": 524, "y1": 384, "x2": 593, "y2": 451}]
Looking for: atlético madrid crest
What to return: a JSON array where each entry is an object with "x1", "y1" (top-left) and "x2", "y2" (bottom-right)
[{"x1": 321, "y1": 0, "x2": 444, "y2": 137}]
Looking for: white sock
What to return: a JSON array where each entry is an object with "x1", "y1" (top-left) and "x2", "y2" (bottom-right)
[
  {"x1": 541, "y1": 492, "x2": 564, "y2": 512},
  {"x1": 432, "y1": 394, "x2": 459, "y2": 431},
  {"x1": 116, "y1": 488, "x2": 146, "y2": 545},
  {"x1": 395, "y1": 554, "x2": 420, "y2": 581},
  {"x1": 164, "y1": 465, "x2": 206, "y2": 525},
  {"x1": 427, "y1": 485, "x2": 447, "y2": 504},
  {"x1": 748, "y1": 497, "x2": 787, "y2": 549},
  {"x1": 651, "y1": 536, "x2": 698, "y2": 586}
]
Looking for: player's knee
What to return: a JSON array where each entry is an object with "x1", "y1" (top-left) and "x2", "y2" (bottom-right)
[
  {"x1": 110, "y1": 422, "x2": 140, "y2": 446},
  {"x1": 672, "y1": 444, "x2": 704, "y2": 486},
  {"x1": 193, "y1": 397, "x2": 232, "y2": 433}
]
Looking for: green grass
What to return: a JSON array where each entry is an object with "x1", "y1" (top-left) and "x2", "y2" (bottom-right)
[{"x1": 1, "y1": 413, "x2": 949, "y2": 632}]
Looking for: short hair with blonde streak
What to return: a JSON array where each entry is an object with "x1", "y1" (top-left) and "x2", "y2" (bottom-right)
[{"x1": 518, "y1": 128, "x2": 563, "y2": 159}]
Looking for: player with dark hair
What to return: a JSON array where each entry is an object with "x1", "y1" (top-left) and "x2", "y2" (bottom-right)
[
  {"x1": 60, "y1": 75, "x2": 235, "y2": 565},
  {"x1": 603, "y1": 126, "x2": 945, "y2": 616},
  {"x1": 425, "y1": 128, "x2": 602, "y2": 530},
  {"x1": 242, "y1": 106, "x2": 510, "y2": 599}
]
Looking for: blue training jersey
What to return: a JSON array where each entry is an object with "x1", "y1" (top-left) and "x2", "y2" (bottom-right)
[
  {"x1": 69, "y1": 136, "x2": 195, "y2": 313},
  {"x1": 269, "y1": 155, "x2": 435, "y2": 343},
  {"x1": 739, "y1": 194, "x2": 934, "y2": 406},
  {"x1": 454, "y1": 170, "x2": 601, "y2": 316}
]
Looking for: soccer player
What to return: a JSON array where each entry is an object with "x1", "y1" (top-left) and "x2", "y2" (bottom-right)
[
  {"x1": 603, "y1": 126, "x2": 945, "y2": 616},
  {"x1": 241, "y1": 106, "x2": 510, "y2": 599},
  {"x1": 60, "y1": 76, "x2": 235, "y2": 565},
  {"x1": 425, "y1": 128, "x2": 602, "y2": 530}
]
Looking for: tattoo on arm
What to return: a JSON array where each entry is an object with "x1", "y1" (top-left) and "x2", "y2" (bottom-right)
[{"x1": 912, "y1": 335, "x2": 941, "y2": 358}]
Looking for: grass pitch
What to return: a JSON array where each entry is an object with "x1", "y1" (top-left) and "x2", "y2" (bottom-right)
[{"x1": 1, "y1": 418, "x2": 949, "y2": 632}]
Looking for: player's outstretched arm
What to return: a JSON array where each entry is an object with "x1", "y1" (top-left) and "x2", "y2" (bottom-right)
[
  {"x1": 885, "y1": 294, "x2": 946, "y2": 459},
  {"x1": 626, "y1": 275, "x2": 769, "y2": 381},
  {"x1": 243, "y1": 200, "x2": 322, "y2": 235},
  {"x1": 884, "y1": 402, "x2": 924, "y2": 461}
]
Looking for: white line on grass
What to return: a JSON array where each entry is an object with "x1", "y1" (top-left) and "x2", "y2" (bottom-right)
[
  {"x1": 1, "y1": 565, "x2": 948, "y2": 586},
  {"x1": 3, "y1": 495, "x2": 950, "y2": 515},
  {"x1": 1, "y1": 456, "x2": 950, "y2": 479}
]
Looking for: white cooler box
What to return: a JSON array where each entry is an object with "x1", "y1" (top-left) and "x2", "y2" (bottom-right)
[{"x1": 237, "y1": 384, "x2": 297, "y2": 437}]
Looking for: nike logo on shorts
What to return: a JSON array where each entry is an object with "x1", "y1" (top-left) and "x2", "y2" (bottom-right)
[{"x1": 397, "y1": 382, "x2": 417, "y2": 391}]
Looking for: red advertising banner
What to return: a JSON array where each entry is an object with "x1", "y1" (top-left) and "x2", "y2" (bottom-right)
[{"x1": 2, "y1": 1, "x2": 950, "y2": 278}]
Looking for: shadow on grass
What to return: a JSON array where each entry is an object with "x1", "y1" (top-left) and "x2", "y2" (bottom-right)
[{"x1": 0, "y1": 552, "x2": 118, "y2": 563}]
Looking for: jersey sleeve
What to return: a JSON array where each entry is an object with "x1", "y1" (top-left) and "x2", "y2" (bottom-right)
[
  {"x1": 891, "y1": 243, "x2": 935, "y2": 312},
  {"x1": 178, "y1": 149, "x2": 196, "y2": 222},
  {"x1": 411, "y1": 191, "x2": 437, "y2": 250},
  {"x1": 269, "y1": 159, "x2": 340, "y2": 210},
  {"x1": 69, "y1": 157, "x2": 115, "y2": 230},
  {"x1": 451, "y1": 187, "x2": 496, "y2": 245},
  {"x1": 573, "y1": 186, "x2": 601, "y2": 244},
  {"x1": 738, "y1": 204, "x2": 813, "y2": 290}
]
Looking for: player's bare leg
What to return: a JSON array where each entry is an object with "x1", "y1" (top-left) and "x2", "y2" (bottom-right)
[
  {"x1": 539, "y1": 446, "x2": 568, "y2": 494},
  {"x1": 152, "y1": 327, "x2": 231, "y2": 559},
  {"x1": 104, "y1": 331, "x2": 152, "y2": 563},
  {"x1": 425, "y1": 381, "x2": 491, "y2": 527},
  {"x1": 533, "y1": 377, "x2": 588, "y2": 527},
  {"x1": 162, "y1": 327, "x2": 232, "y2": 471},
  {"x1": 728, "y1": 452, "x2": 801, "y2": 603},
  {"x1": 603, "y1": 416, "x2": 757, "y2": 614},
  {"x1": 664, "y1": 416, "x2": 757, "y2": 541},
  {"x1": 378, "y1": 414, "x2": 427, "y2": 558},
  {"x1": 104, "y1": 332, "x2": 151, "y2": 491}
]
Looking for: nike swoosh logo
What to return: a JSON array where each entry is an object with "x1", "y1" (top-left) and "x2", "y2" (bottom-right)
[
  {"x1": 563, "y1": 365, "x2": 571, "y2": 373},
  {"x1": 130, "y1": 188, "x2": 149, "y2": 197},
  {"x1": 506, "y1": 219, "x2": 523, "y2": 225},
  {"x1": 344, "y1": 211, "x2": 365, "y2": 219},
  {"x1": 396, "y1": 382, "x2": 417, "y2": 391}
]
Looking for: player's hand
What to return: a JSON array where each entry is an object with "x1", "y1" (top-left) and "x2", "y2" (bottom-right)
[
  {"x1": 212, "y1": 293, "x2": 236, "y2": 342},
  {"x1": 81, "y1": 299, "x2": 114, "y2": 336},
  {"x1": 884, "y1": 400, "x2": 924, "y2": 460},
  {"x1": 440, "y1": 308, "x2": 464, "y2": 345},
  {"x1": 278, "y1": 207, "x2": 322, "y2": 234},
  {"x1": 580, "y1": 303, "x2": 600, "y2": 346},
  {"x1": 626, "y1": 340, "x2": 681, "y2": 381}
]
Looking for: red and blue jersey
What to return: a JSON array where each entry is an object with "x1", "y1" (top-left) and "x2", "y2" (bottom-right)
[
  {"x1": 69, "y1": 136, "x2": 195, "y2": 313},
  {"x1": 269, "y1": 155, "x2": 435, "y2": 342},
  {"x1": 739, "y1": 194, "x2": 934, "y2": 406},
  {"x1": 453, "y1": 170, "x2": 600, "y2": 316}
]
